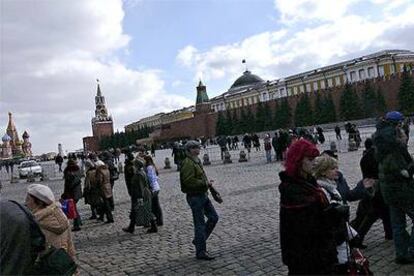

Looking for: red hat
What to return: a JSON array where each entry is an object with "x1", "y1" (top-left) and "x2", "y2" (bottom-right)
[{"x1": 285, "y1": 139, "x2": 319, "y2": 177}]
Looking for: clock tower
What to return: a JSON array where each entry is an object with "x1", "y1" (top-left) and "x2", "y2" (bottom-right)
[{"x1": 83, "y1": 80, "x2": 114, "y2": 152}]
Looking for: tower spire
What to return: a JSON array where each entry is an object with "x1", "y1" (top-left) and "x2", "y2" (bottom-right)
[{"x1": 96, "y1": 79, "x2": 102, "y2": 96}]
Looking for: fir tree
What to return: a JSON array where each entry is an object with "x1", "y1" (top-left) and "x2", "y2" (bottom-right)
[
  {"x1": 362, "y1": 81, "x2": 377, "y2": 118},
  {"x1": 263, "y1": 101, "x2": 273, "y2": 131},
  {"x1": 314, "y1": 93, "x2": 324, "y2": 124},
  {"x1": 294, "y1": 93, "x2": 313, "y2": 127},
  {"x1": 225, "y1": 109, "x2": 233, "y2": 135},
  {"x1": 246, "y1": 107, "x2": 255, "y2": 132},
  {"x1": 340, "y1": 84, "x2": 363, "y2": 120},
  {"x1": 376, "y1": 87, "x2": 387, "y2": 116},
  {"x1": 275, "y1": 98, "x2": 291, "y2": 128},
  {"x1": 231, "y1": 109, "x2": 240, "y2": 135},
  {"x1": 324, "y1": 94, "x2": 337, "y2": 123},
  {"x1": 398, "y1": 65, "x2": 414, "y2": 115},
  {"x1": 216, "y1": 111, "x2": 226, "y2": 135},
  {"x1": 240, "y1": 108, "x2": 249, "y2": 133},
  {"x1": 255, "y1": 101, "x2": 265, "y2": 132}
]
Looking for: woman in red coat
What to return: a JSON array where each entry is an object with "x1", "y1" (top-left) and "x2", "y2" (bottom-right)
[{"x1": 279, "y1": 139, "x2": 338, "y2": 275}]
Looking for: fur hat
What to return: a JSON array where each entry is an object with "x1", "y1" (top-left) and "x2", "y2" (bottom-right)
[{"x1": 27, "y1": 184, "x2": 55, "y2": 205}]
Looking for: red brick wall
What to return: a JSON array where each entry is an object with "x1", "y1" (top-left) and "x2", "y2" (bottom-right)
[
  {"x1": 92, "y1": 121, "x2": 114, "y2": 140},
  {"x1": 83, "y1": 136, "x2": 99, "y2": 152},
  {"x1": 156, "y1": 74, "x2": 412, "y2": 141}
]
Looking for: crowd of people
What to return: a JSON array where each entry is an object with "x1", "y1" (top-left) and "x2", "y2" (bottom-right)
[
  {"x1": 279, "y1": 111, "x2": 414, "y2": 274},
  {"x1": 1, "y1": 110, "x2": 413, "y2": 275}
]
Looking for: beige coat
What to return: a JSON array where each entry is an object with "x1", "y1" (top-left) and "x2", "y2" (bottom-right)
[
  {"x1": 96, "y1": 165, "x2": 112, "y2": 198},
  {"x1": 33, "y1": 202, "x2": 76, "y2": 260}
]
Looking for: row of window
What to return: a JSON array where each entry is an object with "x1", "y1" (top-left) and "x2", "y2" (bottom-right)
[{"x1": 211, "y1": 62, "x2": 412, "y2": 112}]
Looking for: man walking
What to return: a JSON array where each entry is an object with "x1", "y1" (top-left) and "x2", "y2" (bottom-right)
[
  {"x1": 374, "y1": 111, "x2": 414, "y2": 264},
  {"x1": 180, "y1": 140, "x2": 219, "y2": 260},
  {"x1": 335, "y1": 125, "x2": 342, "y2": 140}
]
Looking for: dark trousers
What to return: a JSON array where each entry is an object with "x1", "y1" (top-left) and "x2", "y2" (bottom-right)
[
  {"x1": 99, "y1": 197, "x2": 114, "y2": 222},
  {"x1": 351, "y1": 200, "x2": 393, "y2": 241},
  {"x1": 389, "y1": 206, "x2": 414, "y2": 258},
  {"x1": 152, "y1": 191, "x2": 163, "y2": 225},
  {"x1": 73, "y1": 199, "x2": 82, "y2": 229},
  {"x1": 186, "y1": 194, "x2": 219, "y2": 257},
  {"x1": 276, "y1": 150, "x2": 283, "y2": 161}
]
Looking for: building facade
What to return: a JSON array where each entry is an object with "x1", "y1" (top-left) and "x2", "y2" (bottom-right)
[
  {"x1": 209, "y1": 49, "x2": 414, "y2": 112},
  {"x1": 83, "y1": 81, "x2": 114, "y2": 152}
]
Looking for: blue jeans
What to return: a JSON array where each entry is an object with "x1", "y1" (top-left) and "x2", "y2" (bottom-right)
[
  {"x1": 389, "y1": 206, "x2": 414, "y2": 258},
  {"x1": 265, "y1": 150, "x2": 272, "y2": 163},
  {"x1": 186, "y1": 194, "x2": 219, "y2": 256}
]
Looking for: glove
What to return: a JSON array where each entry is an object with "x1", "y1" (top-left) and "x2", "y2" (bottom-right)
[
  {"x1": 401, "y1": 170, "x2": 410, "y2": 178},
  {"x1": 137, "y1": 198, "x2": 144, "y2": 206}
]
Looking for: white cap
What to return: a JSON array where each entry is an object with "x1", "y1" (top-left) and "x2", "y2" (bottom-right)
[
  {"x1": 27, "y1": 184, "x2": 55, "y2": 205},
  {"x1": 95, "y1": 160, "x2": 105, "y2": 167}
]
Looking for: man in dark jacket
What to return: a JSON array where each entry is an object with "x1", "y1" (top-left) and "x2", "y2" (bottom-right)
[
  {"x1": 55, "y1": 154, "x2": 64, "y2": 172},
  {"x1": 350, "y1": 138, "x2": 392, "y2": 247},
  {"x1": 335, "y1": 125, "x2": 342, "y2": 140},
  {"x1": 374, "y1": 111, "x2": 414, "y2": 264},
  {"x1": 180, "y1": 140, "x2": 218, "y2": 260}
]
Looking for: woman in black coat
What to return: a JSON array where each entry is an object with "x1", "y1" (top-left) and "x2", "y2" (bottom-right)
[
  {"x1": 63, "y1": 159, "x2": 82, "y2": 231},
  {"x1": 279, "y1": 139, "x2": 338, "y2": 275}
]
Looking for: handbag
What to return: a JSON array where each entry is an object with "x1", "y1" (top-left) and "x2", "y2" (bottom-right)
[
  {"x1": 134, "y1": 198, "x2": 153, "y2": 226},
  {"x1": 209, "y1": 186, "x2": 223, "y2": 204},
  {"x1": 61, "y1": 199, "x2": 78, "y2": 219},
  {"x1": 31, "y1": 246, "x2": 77, "y2": 276},
  {"x1": 346, "y1": 223, "x2": 373, "y2": 275}
]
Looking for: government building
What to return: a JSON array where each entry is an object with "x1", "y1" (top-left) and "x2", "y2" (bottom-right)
[{"x1": 210, "y1": 49, "x2": 414, "y2": 112}]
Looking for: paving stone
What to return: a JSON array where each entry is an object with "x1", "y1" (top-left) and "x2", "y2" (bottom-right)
[{"x1": 1, "y1": 126, "x2": 413, "y2": 275}]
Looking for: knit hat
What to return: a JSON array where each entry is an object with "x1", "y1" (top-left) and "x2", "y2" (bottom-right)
[
  {"x1": 285, "y1": 139, "x2": 320, "y2": 177},
  {"x1": 185, "y1": 140, "x2": 201, "y2": 151},
  {"x1": 27, "y1": 184, "x2": 55, "y2": 205},
  {"x1": 385, "y1": 111, "x2": 404, "y2": 123}
]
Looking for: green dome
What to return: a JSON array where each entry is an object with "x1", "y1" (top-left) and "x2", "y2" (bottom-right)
[{"x1": 230, "y1": 70, "x2": 264, "y2": 89}]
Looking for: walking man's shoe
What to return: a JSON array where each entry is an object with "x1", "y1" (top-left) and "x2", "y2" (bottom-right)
[
  {"x1": 196, "y1": 252, "x2": 215, "y2": 261},
  {"x1": 122, "y1": 227, "x2": 134, "y2": 234},
  {"x1": 395, "y1": 256, "x2": 414, "y2": 265}
]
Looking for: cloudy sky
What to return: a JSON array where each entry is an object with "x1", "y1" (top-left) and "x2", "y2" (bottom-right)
[{"x1": 1, "y1": 0, "x2": 413, "y2": 154}]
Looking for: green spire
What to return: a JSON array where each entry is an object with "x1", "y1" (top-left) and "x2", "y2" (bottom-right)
[{"x1": 196, "y1": 80, "x2": 209, "y2": 104}]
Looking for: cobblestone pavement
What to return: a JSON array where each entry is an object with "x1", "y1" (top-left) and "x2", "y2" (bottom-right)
[{"x1": 1, "y1": 130, "x2": 414, "y2": 275}]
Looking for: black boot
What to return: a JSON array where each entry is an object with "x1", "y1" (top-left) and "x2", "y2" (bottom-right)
[
  {"x1": 122, "y1": 222, "x2": 135, "y2": 234},
  {"x1": 147, "y1": 219, "x2": 158, "y2": 233}
]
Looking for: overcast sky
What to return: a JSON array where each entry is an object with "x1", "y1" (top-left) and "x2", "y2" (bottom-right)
[{"x1": 1, "y1": 0, "x2": 413, "y2": 155}]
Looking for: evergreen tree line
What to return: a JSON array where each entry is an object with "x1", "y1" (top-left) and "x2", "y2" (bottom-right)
[
  {"x1": 100, "y1": 125, "x2": 153, "y2": 150},
  {"x1": 216, "y1": 66, "x2": 414, "y2": 136}
]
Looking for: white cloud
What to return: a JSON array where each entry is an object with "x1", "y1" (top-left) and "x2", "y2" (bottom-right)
[
  {"x1": 274, "y1": 0, "x2": 359, "y2": 24},
  {"x1": 1, "y1": 0, "x2": 191, "y2": 154},
  {"x1": 177, "y1": 0, "x2": 414, "y2": 95}
]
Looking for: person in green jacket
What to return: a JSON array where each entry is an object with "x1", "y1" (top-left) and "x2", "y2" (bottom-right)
[
  {"x1": 180, "y1": 140, "x2": 218, "y2": 260},
  {"x1": 374, "y1": 111, "x2": 414, "y2": 265}
]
